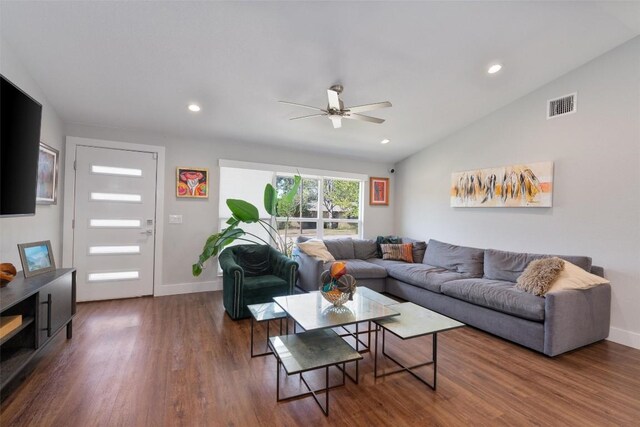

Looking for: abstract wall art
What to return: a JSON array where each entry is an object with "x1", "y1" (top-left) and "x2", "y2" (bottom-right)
[
  {"x1": 451, "y1": 162, "x2": 553, "y2": 208},
  {"x1": 36, "y1": 142, "x2": 59, "y2": 205},
  {"x1": 176, "y1": 167, "x2": 209, "y2": 198},
  {"x1": 370, "y1": 177, "x2": 389, "y2": 206}
]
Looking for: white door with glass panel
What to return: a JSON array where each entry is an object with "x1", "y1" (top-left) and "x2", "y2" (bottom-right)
[{"x1": 73, "y1": 146, "x2": 157, "y2": 301}]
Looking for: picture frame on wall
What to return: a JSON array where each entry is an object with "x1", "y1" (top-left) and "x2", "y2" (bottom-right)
[
  {"x1": 36, "y1": 142, "x2": 59, "y2": 205},
  {"x1": 369, "y1": 177, "x2": 389, "y2": 206},
  {"x1": 17, "y1": 240, "x2": 56, "y2": 278},
  {"x1": 176, "y1": 167, "x2": 209, "y2": 198}
]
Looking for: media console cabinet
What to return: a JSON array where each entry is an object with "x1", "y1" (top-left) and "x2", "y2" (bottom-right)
[{"x1": 0, "y1": 268, "x2": 76, "y2": 394}]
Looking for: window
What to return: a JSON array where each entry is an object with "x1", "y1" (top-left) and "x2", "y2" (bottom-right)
[
  {"x1": 218, "y1": 162, "x2": 365, "y2": 256},
  {"x1": 275, "y1": 175, "x2": 362, "y2": 245}
]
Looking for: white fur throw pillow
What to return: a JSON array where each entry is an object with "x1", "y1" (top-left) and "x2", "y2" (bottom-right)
[
  {"x1": 297, "y1": 240, "x2": 335, "y2": 262},
  {"x1": 516, "y1": 257, "x2": 565, "y2": 296}
]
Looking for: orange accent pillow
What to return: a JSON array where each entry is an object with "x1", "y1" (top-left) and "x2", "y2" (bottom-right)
[{"x1": 380, "y1": 243, "x2": 414, "y2": 263}]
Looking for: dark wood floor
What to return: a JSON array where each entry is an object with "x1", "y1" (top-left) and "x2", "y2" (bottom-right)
[{"x1": 1, "y1": 292, "x2": 639, "y2": 426}]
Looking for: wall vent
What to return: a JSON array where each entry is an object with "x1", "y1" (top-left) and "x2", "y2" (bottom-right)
[{"x1": 547, "y1": 92, "x2": 577, "y2": 119}]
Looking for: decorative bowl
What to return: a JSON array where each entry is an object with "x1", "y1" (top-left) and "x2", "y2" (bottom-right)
[{"x1": 320, "y1": 286, "x2": 353, "y2": 307}]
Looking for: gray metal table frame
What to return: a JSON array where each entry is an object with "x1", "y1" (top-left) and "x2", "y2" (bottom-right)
[{"x1": 373, "y1": 302, "x2": 465, "y2": 390}]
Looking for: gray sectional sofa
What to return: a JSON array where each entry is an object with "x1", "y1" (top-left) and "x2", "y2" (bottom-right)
[{"x1": 294, "y1": 237, "x2": 611, "y2": 357}]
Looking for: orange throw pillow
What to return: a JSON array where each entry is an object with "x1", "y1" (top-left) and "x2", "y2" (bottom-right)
[{"x1": 380, "y1": 243, "x2": 414, "y2": 263}]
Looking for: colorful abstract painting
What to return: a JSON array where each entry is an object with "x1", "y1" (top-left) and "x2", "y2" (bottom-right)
[
  {"x1": 36, "y1": 142, "x2": 58, "y2": 205},
  {"x1": 370, "y1": 177, "x2": 389, "y2": 206},
  {"x1": 451, "y1": 162, "x2": 553, "y2": 208},
  {"x1": 177, "y1": 167, "x2": 208, "y2": 198}
]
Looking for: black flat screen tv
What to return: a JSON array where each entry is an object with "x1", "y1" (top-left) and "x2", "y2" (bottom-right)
[{"x1": 1, "y1": 75, "x2": 43, "y2": 217}]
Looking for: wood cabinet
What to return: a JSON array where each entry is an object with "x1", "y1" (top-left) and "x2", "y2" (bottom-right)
[{"x1": 0, "y1": 269, "x2": 76, "y2": 393}]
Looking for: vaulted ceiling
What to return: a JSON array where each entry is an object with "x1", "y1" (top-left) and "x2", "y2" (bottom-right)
[{"x1": 1, "y1": 1, "x2": 639, "y2": 162}]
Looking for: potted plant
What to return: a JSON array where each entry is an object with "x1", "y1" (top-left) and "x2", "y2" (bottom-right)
[{"x1": 192, "y1": 175, "x2": 301, "y2": 276}]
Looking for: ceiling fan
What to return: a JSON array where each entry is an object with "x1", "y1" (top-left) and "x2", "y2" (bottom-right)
[{"x1": 279, "y1": 85, "x2": 392, "y2": 129}]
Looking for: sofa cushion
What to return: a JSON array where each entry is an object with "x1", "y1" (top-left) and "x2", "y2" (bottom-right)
[
  {"x1": 441, "y1": 279, "x2": 545, "y2": 321},
  {"x1": 484, "y1": 249, "x2": 593, "y2": 283},
  {"x1": 353, "y1": 239, "x2": 378, "y2": 260},
  {"x1": 385, "y1": 263, "x2": 470, "y2": 293},
  {"x1": 322, "y1": 259, "x2": 387, "y2": 280},
  {"x1": 365, "y1": 258, "x2": 407, "y2": 268},
  {"x1": 244, "y1": 275, "x2": 289, "y2": 293},
  {"x1": 324, "y1": 238, "x2": 355, "y2": 260},
  {"x1": 424, "y1": 239, "x2": 484, "y2": 277}
]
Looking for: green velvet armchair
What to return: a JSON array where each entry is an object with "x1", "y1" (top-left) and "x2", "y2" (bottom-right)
[{"x1": 218, "y1": 244, "x2": 298, "y2": 320}]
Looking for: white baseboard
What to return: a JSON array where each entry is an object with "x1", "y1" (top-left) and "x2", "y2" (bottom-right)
[
  {"x1": 154, "y1": 278, "x2": 222, "y2": 296},
  {"x1": 607, "y1": 327, "x2": 640, "y2": 350}
]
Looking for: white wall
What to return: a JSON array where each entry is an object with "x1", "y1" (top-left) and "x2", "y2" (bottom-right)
[
  {"x1": 394, "y1": 37, "x2": 640, "y2": 349},
  {"x1": 0, "y1": 39, "x2": 66, "y2": 268},
  {"x1": 64, "y1": 124, "x2": 396, "y2": 295}
]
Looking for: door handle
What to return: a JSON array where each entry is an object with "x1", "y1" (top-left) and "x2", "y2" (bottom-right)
[
  {"x1": 140, "y1": 229, "x2": 153, "y2": 235},
  {"x1": 41, "y1": 293, "x2": 52, "y2": 337}
]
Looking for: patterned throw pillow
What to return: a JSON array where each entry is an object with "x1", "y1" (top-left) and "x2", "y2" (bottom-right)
[
  {"x1": 376, "y1": 235, "x2": 401, "y2": 258},
  {"x1": 380, "y1": 243, "x2": 414, "y2": 263}
]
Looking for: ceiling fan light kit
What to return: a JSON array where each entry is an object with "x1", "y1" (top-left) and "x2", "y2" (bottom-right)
[{"x1": 279, "y1": 85, "x2": 392, "y2": 129}]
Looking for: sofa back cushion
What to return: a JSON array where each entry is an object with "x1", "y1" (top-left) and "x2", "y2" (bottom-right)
[
  {"x1": 324, "y1": 238, "x2": 356, "y2": 260},
  {"x1": 353, "y1": 239, "x2": 378, "y2": 260},
  {"x1": 423, "y1": 239, "x2": 484, "y2": 277},
  {"x1": 484, "y1": 249, "x2": 593, "y2": 282}
]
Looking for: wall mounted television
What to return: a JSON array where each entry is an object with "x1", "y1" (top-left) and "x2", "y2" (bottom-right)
[{"x1": 1, "y1": 74, "x2": 43, "y2": 217}]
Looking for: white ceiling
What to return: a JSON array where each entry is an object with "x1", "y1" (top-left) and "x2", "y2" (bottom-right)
[{"x1": 1, "y1": 1, "x2": 639, "y2": 162}]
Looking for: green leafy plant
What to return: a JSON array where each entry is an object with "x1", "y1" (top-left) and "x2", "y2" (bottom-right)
[{"x1": 192, "y1": 175, "x2": 301, "y2": 276}]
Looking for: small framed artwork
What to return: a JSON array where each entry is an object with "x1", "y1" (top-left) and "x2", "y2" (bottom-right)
[
  {"x1": 36, "y1": 142, "x2": 59, "y2": 205},
  {"x1": 17, "y1": 240, "x2": 56, "y2": 278},
  {"x1": 370, "y1": 177, "x2": 389, "y2": 206},
  {"x1": 176, "y1": 167, "x2": 209, "y2": 198}
]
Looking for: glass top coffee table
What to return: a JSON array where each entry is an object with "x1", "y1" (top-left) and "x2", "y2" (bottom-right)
[
  {"x1": 273, "y1": 290, "x2": 400, "y2": 331},
  {"x1": 373, "y1": 302, "x2": 465, "y2": 390}
]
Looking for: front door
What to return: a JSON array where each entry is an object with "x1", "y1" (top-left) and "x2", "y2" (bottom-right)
[{"x1": 73, "y1": 146, "x2": 157, "y2": 301}]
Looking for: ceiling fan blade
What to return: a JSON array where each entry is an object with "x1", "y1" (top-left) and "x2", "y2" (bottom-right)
[
  {"x1": 278, "y1": 100, "x2": 325, "y2": 112},
  {"x1": 289, "y1": 113, "x2": 327, "y2": 121},
  {"x1": 327, "y1": 89, "x2": 341, "y2": 110},
  {"x1": 346, "y1": 101, "x2": 392, "y2": 114},
  {"x1": 330, "y1": 116, "x2": 342, "y2": 129},
  {"x1": 344, "y1": 113, "x2": 385, "y2": 124}
]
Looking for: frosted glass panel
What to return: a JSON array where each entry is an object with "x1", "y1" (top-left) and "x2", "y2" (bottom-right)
[
  {"x1": 219, "y1": 167, "x2": 274, "y2": 217},
  {"x1": 91, "y1": 165, "x2": 142, "y2": 177},
  {"x1": 90, "y1": 219, "x2": 141, "y2": 228},
  {"x1": 91, "y1": 192, "x2": 142, "y2": 202},
  {"x1": 88, "y1": 271, "x2": 139, "y2": 281},
  {"x1": 89, "y1": 245, "x2": 141, "y2": 255}
]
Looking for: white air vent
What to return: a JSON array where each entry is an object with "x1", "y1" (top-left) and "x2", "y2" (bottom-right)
[{"x1": 547, "y1": 92, "x2": 577, "y2": 119}]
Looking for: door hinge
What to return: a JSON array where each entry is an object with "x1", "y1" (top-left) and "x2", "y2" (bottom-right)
[
  {"x1": 72, "y1": 219, "x2": 75, "y2": 229},
  {"x1": 73, "y1": 160, "x2": 77, "y2": 170},
  {"x1": 152, "y1": 152, "x2": 158, "y2": 160}
]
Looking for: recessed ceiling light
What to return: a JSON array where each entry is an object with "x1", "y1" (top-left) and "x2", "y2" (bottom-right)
[
  {"x1": 188, "y1": 104, "x2": 201, "y2": 112},
  {"x1": 381, "y1": 139, "x2": 390, "y2": 144},
  {"x1": 487, "y1": 64, "x2": 502, "y2": 74}
]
